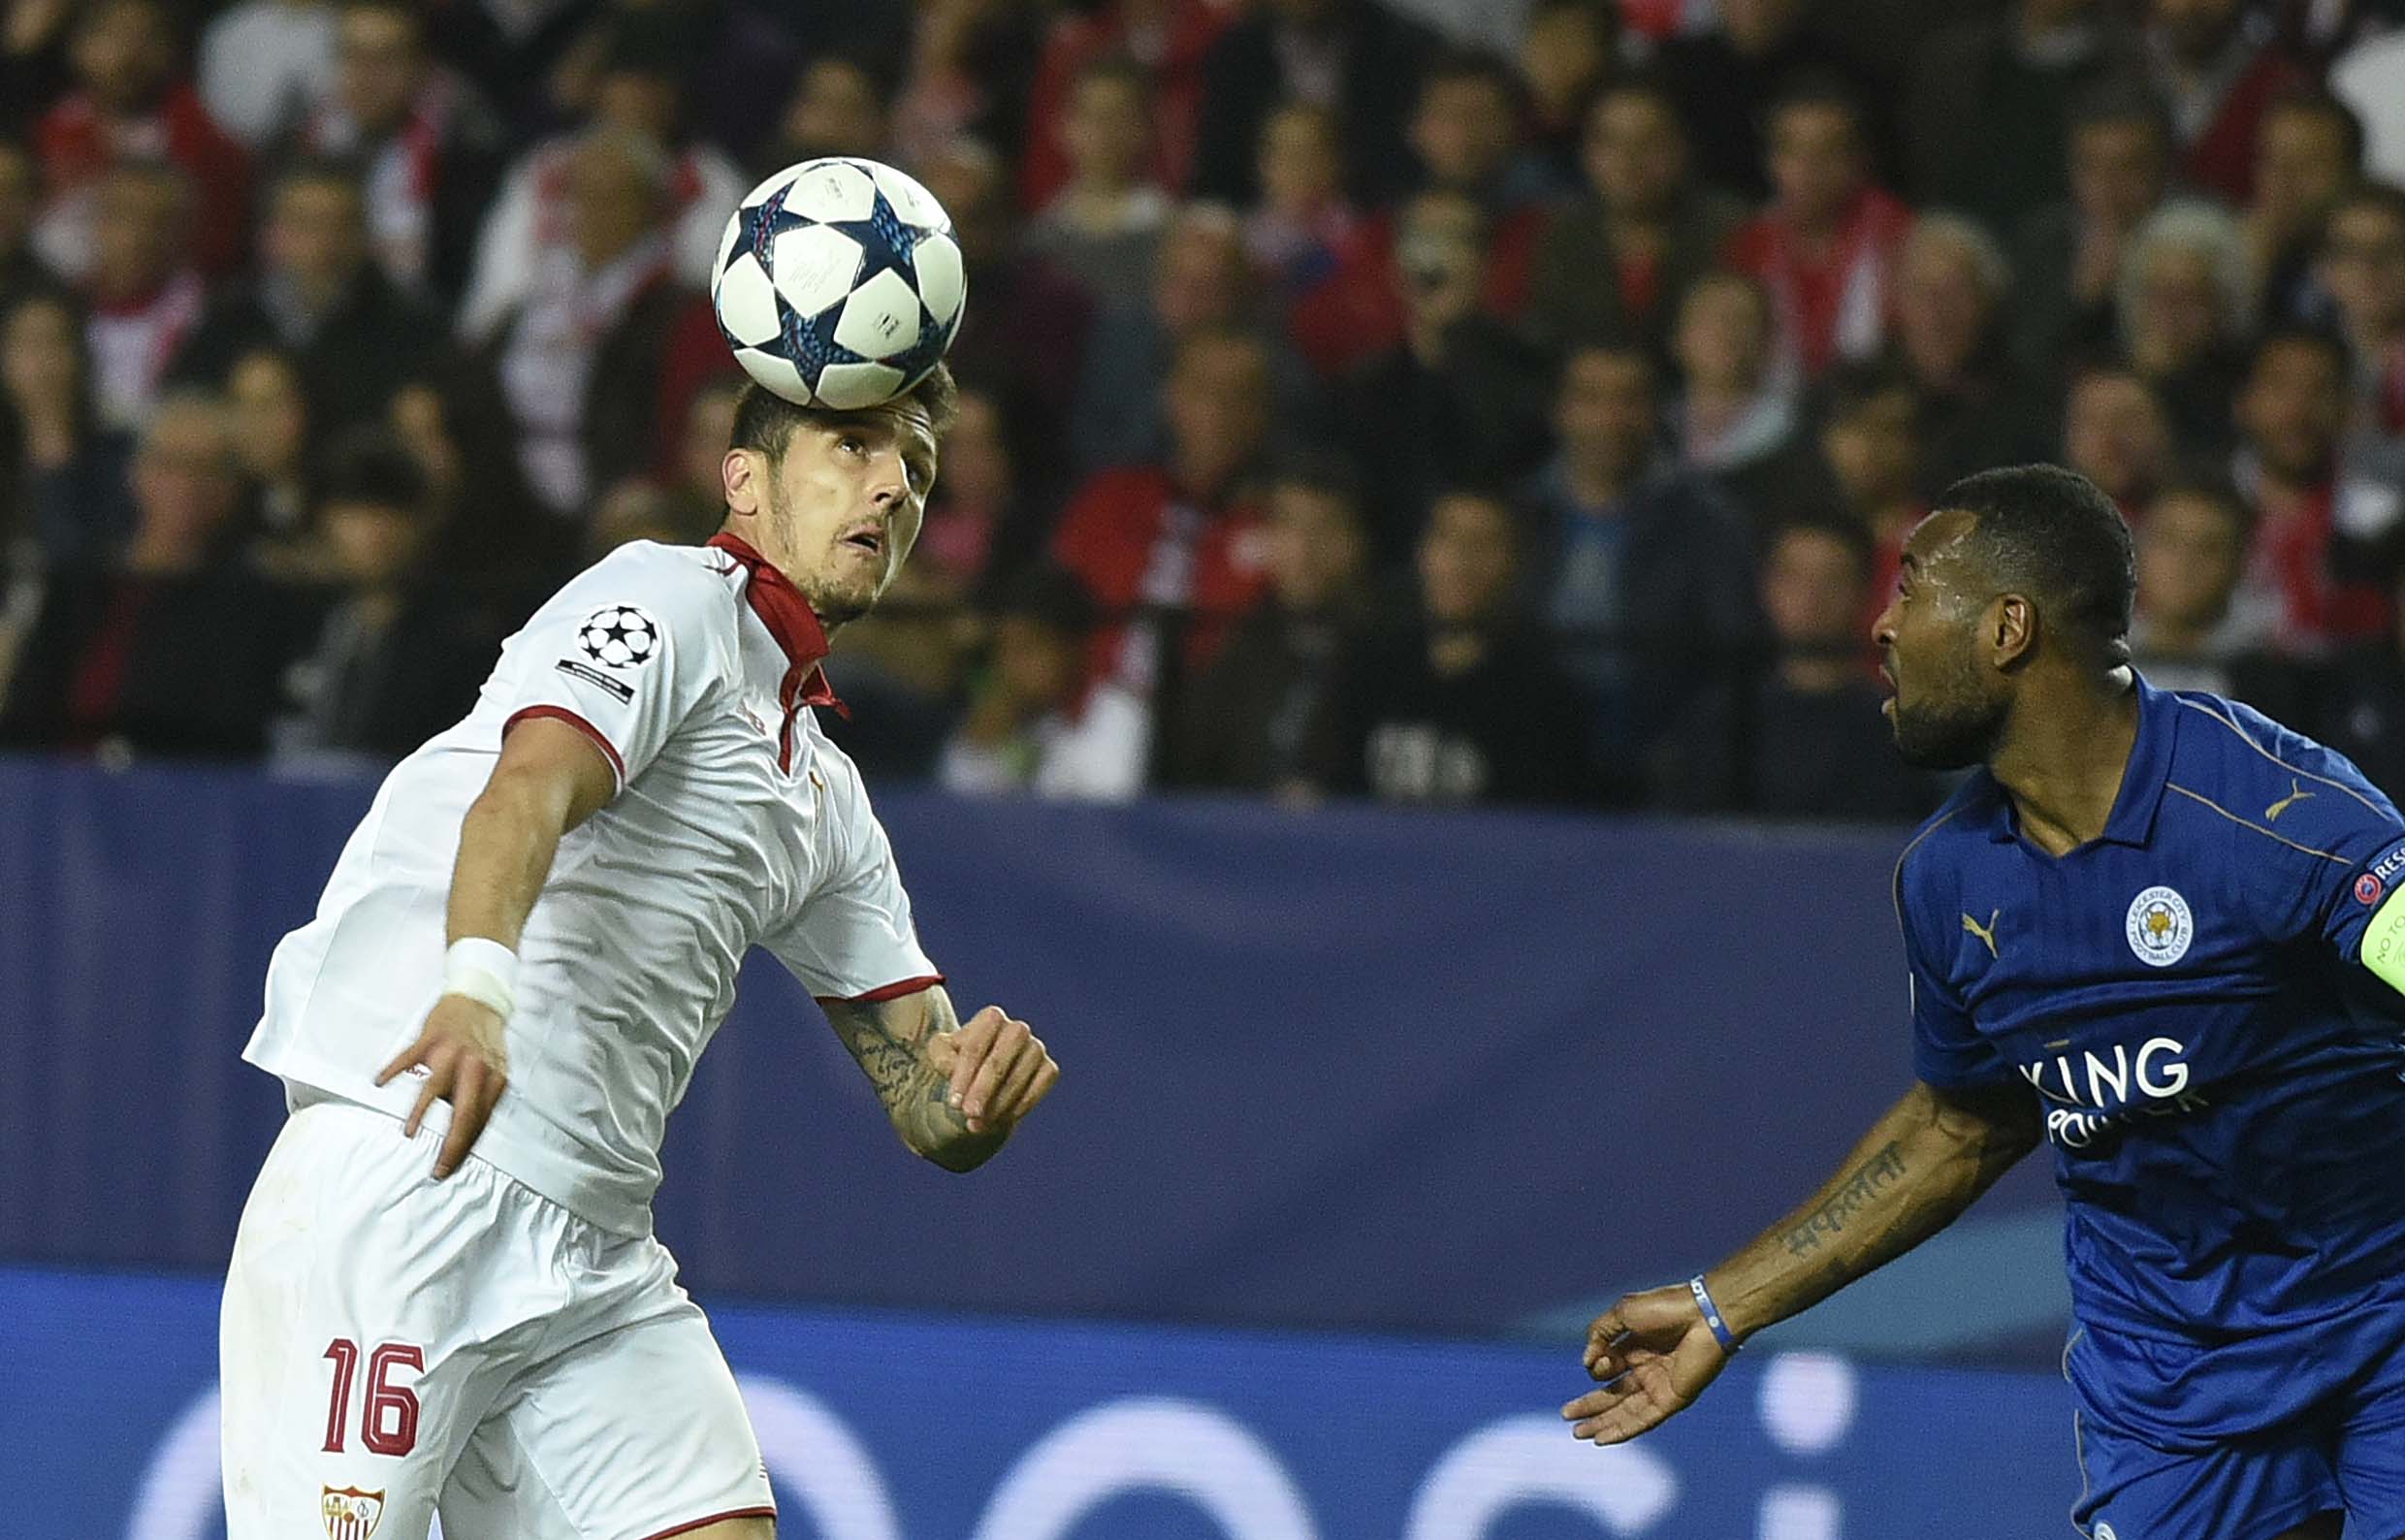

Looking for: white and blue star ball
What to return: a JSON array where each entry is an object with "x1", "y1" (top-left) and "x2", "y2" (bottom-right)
[{"x1": 711, "y1": 157, "x2": 966, "y2": 411}]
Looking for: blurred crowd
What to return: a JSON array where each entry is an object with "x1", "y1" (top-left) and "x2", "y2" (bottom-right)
[{"x1": 13, "y1": 0, "x2": 2405, "y2": 819}]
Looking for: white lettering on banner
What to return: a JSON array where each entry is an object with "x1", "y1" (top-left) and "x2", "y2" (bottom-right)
[
  {"x1": 1757, "y1": 1354, "x2": 1857, "y2": 1455},
  {"x1": 1401, "y1": 1416, "x2": 1678, "y2": 1538},
  {"x1": 970, "y1": 1396, "x2": 1319, "y2": 1540},
  {"x1": 739, "y1": 1375, "x2": 904, "y2": 1540},
  {"x1": 1759, "y1": 1484, "x2": 1843, "y2": 1540}
]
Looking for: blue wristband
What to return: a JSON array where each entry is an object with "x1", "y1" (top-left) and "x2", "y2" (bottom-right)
[{"x1": 1689, "y1": 1274, "x2": 1740, "y2": 1354}]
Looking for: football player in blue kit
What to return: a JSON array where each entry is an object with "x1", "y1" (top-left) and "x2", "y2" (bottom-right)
[{"x1": 1564, "y1": 465, "x2": 2405, "y2": 1539}]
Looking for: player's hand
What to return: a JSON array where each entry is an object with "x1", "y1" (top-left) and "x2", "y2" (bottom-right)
[
  {"x1": 374, "y1": 994, "x2": 510, "y2": 1179},
  {"x1": 1560, "y1": 1283, "x2": 1732, "y2": 1445},
  {"x1": 928, "y1": 1006, "x2": 1058, "y2": 1136}
]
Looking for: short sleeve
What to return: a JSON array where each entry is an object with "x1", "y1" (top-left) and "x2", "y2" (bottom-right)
[
  {"x1": 2221, "y1": 708, "x2": 2405, "y2": 969},
  {"x1": 768, "y1": 767, "x2": 942, "y2": 1002},
  {"x1": 1898, "y1": 856, "x2": 2011, "y2": 1089},
  {"x1": 498, "y1": 548, "x2": 730, "y2": 794}
]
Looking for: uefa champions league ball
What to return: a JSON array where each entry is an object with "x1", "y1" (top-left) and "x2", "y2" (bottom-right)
[{"x1": 710, "y1": 157, "x2": 967, "y2": 411}]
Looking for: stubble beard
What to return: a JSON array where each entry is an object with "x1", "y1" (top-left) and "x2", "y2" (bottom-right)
[
  {"x1": 1890, "y1": 647, "x2": 2003, "y2": 771},
  {"x1": 765, "y1": 480, "x2": 884, "y2": 626}
]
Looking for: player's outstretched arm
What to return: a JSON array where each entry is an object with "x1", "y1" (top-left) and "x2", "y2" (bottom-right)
[
  {"x1": 375, "y1": 718, "x2": 618, "y2": 1178},
  {"x1": 819, "y1": 985, "x2": 1061, "y2": 1172},
  {"x1": 1562, "y1": 1078, "x2": 2038, "y2": 1446}
]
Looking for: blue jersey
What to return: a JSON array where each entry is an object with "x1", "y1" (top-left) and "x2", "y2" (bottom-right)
[{"x1": 1899, "y1": 679, "x2": 2405, "y2": 1438}]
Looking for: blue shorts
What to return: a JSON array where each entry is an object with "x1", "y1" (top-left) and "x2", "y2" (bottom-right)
[{"x1": 2068, "y1": 1317, "x2": 2405, "y2": 1540}]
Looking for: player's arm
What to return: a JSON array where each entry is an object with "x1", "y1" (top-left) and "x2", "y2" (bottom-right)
[
  {"x1": 818, "y1": 984, "x2": 1061, "y2": 1172},
  {"x1": 1562, "y1": 1076, "x2": 2039, "y2": 1445},
  {"x1": 374, "y1": 718, "x2": 617, "y2": 1177}
]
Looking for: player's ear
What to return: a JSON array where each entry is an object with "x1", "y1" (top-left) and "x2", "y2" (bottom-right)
[
  {"x1": 1991, "y1": 593, "x2": 2036, "y2": 666},
  {"x1": 722, "y1": 448, "x2": 766, "y2": 517}
]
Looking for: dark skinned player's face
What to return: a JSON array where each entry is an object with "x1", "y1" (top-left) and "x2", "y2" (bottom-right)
[{"x1": 1871, "y1": 508, "x2": 2011, "y2": 770}]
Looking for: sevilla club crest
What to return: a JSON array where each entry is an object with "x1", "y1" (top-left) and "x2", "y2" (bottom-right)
[{"x1": 322, "y1": 1486, "x2": 385, "y2": 1539}]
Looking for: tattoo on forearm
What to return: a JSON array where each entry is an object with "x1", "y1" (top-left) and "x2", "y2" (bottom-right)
[
  {"x1": 828, "y1": 993, "x2": 1001, "y2": 1166},
  {"x1": 1780, "y1": 1141, "x2": 1908, "y2": 1256}
]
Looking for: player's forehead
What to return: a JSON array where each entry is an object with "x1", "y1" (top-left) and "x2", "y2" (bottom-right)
[
  {"x1": 1900, "y1": 507, "x2": 1980, "y2": 581},
  {"x1": 793, "y1": 403, "x2": 937, "y2": 476}
]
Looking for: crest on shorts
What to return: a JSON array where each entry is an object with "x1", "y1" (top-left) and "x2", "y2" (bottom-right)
[
  {"x1": 322, "y1": 1487, "x2": 384, "y2": 1540},
  {"x1": 2125, "y1": 885, "x2": 2193, "y2": 968}
]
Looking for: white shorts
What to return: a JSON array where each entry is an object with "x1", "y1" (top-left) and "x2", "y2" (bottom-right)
[{"x1": 219, "y1": 1098, "x2": 775, "y2": 1540}]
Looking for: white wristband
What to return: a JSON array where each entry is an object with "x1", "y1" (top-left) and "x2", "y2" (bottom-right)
[{"x1": 442, "y1": 937, "x2": 518, "y2": 1020}]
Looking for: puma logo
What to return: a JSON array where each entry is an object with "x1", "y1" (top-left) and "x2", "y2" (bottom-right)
[
  {"x1": 1963, "y1": 908, "x2": 2001, "y2": 958},
  {"x1": 2265, "y1": 779, "x2": 2315, "y2": 821}
]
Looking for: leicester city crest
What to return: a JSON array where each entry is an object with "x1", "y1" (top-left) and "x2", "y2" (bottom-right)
[{"x1": 2125, "y1": 885, "x2": 2194, "y2": 968}]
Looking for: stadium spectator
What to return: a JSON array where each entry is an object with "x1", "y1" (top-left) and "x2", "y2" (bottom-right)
[
  {"x1": 1019, "y1": 0, "x2": 1227, "y2": 210},
  {"x1": 1170, "y1": 455, "x2": 1370, "y2": 792},
  {"x1": 758, "y1": 51, "x2": 895, "y2": 173},
  {"x1": 914, "y1": 383, "x2": 1035, "y2": 600},
  {"x1": 2011, "y1": 85, "x2": 2173, "y2": 383},
  {"x1": 2315, "y1": 183, "x2": 2405, "y2": 441},
  {"x1": 457, "y1": 14, "x2": 745, "y2": 342},
  {"x1": 1336, "y1": 190, "x2": 1551, "y2": 557},
  {"x1": 1021, "y1": 56, "x2": 1173, "y2": 318},
  {"x1": 77, "y1": 158, "x2": 205, "y2": 432},
  {"x1": 1052, "y1": 325, "x2": 1272, "y2": 697},
  {"x1": 1905, "y1": 0, "x2": 2142, "y2": 236},
  {"x1": 1241, "y1": 101, "x2": 1360, "y2": 299},
  {"x1": 2117, "y1": 199, "x2": 2255, "y2": 456},
  {"x1": 382, "y1": 363, "x2": 544, "y2": 579},
  {"x1": 1814, "y1": 359, "x2": 1927, "y2": 619},
  {"x1": 273, "y1": 427, "x2": 495, "y2": 763},
  {"x1": 2247, "y1": 86, "x2": 2366, "y2": 322},
  {"x1": 169, "y1": 158, "x2": 442, "y2": 439},
  {"x1": 939, "y1": 561, "x2": 1148, "y2": 800},
  {"x1": 1188, "y1": 0, "x2": 1435, "y2": 209},
  {"x1": 0, "y1": 137, "x2": 59, "y2": 315},
  {"x1": 648, "y1": 375, "x2": 746, "y2": 546},
  {"x1": 1669, "y1": 271, "x2": 1807, "y2": 520},
  {"x1": 1726, "y1": 76, "x2": 1913, "y2": 384},
  {"x1": 1652, "y1": 516, "x2": 1941, "y2": 819},
  {"x1": 1307, "y1": 488, "x2": 1594, "y2": 807},
  {"x1": 1525, "y1": 75, "x2": 1747, "y2": 369},
  {"x1": 886, "y1": 0, "x2": 1044, "y2": 175},
  {"x1": 282, "y1": 0, "x2": 507, "y2": 306},
  {"x1": 2061, "y1": 362, "x2": 2177, "y2": 515},
  {"x1": 479, "y1": 125, "x2": 714, "y2": 522},
  {"x1": 0, "y1": 390, "x2": 301, "y2": 757},
  {"x1": 223, "y1": 346, "x2": 313, "y2": 563},
  {"x1": 1406, "y1": 47, "x2": 1550, "y2": 222},
  {"x1": 2302, "y1": 564, "x2": 2405, "y2": 797},
  {"x1": 2231, "y1": 325, "x2": 2402, "y2": 653},
  {"x1": 2144, "y1": 0, "x2": 2305, "y2": 205},
  {"x1": 1515, "y1": 0, "x2": 1619, "y2": 191},
  {"x1": 1521, "y1": 342, "x2": 1757, "y2": 778},
  {"x1": 31, "y1": 0, "x2": 250, "y2": 281},
  {"x1": 0, "y1": 289, "x2": 131, "y2": 566},
  {"x1": 1890, "y1": 212, "x2": 2049, "y2": 497},
  {"x1": 1073, "y1": 204, "x2": 1321, "y2": 482},
  {"x1": 914, "y1": 136, "x2": 1092, "y2": 488},
  {"x1": 1653, "y1": 0, "x2": 1882, "y2": 202},
  {"x1": 198, "y1": 0, "x2": 336, "y2": 149},
  {"x1": 2128, "y1": 476, "x2": 2286, "y2": 697}
]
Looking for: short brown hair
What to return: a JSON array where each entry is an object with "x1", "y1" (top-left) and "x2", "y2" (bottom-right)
[{"x1": 727, "y1": 361, "x2": 961, "y2": 463}]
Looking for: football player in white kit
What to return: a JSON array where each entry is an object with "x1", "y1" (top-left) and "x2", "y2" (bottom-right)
[{"x1": 222, "y1": 363, "x2": 1060, "y2": 1540}]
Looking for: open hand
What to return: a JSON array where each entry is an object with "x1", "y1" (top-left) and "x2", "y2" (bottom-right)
[
  {"x1": 375, "y1": 994, "x2": 509, "y2": 1179},
  {"x1": 1561, "y1": 1283, "x2": 1732, "y2": 1445},
  {"x1": 928, "y1": 1006, "x2": 1058, "y2": 1135}
]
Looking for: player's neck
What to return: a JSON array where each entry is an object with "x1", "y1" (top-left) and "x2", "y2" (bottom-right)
[{"x1": 1988, "y1": 669, "x2": 2140, "y2": 856}]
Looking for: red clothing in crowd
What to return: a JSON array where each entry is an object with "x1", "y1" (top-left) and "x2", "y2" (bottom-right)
[
  {"x1": 2177, "y1": 51, "x2": 2308, "y2": 206},
  {"x1": 1284, "y1": 205, "x2": 1544, "y2": 379},
  {"x1": 2254, "y1": 481, "x2": 2395, "y2": 652},
  {"x1": 1050, "y1": 466, "x2": 1269, "y2": 692},
  {"x1": 1725, "y1": 186, "x2": 1913, "y2": 381},
  {"x1": 1019, "y1": 0, "x2": 1231, "y2": 212},
  {"x1": 37, "y1": 84, "x2": 251, "y2": 278}
]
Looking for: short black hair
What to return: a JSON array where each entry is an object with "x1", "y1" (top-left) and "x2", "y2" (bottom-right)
[
  {"x1": 2145, "y1": 471, "x2": 2258, "y2": 544},
  {"x1": 2264, "y1": 84, "x2": 2367, "y2": 169},
  {"x1": 1764, "y1": 68, "x2": 1866, "y2": 139},
  {"x1": 1417, "y1": 46, "x2": 1523, "y2": 110},
  {"x1": 1267, "y1": 448, "x2": 1363, "y2": 511},
  {"x1": 1817, "y1": 357, "x2": 1919, "y2": 427},
  {"x1": 2068, "y1": 80, "x2": 2174, "y2": 146},
  {"x1": 2245, "y1": 321, "x2": 2350, "y2": 381},
  {"x1": 1936, "y1": 464, "x2": 2136, "y2": 654},
  {"x1": 2326, "y1": 180, "x2": 2405, "y2": 243},
  {"x1": 727, "y1": 362, "x2": 961, "y2": 463},
  {"x1": 1770, "y1": 509, "x2": 1876, "y2": 574},
  {"x1": 1072, "y1": 52, "x2": 1152, "y2": 97},
  {"x1": 317, "y1": 427, "x2": 433, "y2": 517}
]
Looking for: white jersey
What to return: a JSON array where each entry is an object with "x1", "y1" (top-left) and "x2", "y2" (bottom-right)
[{"x1": 244, "y1": 538, "x2": 939, "y2": 1235}]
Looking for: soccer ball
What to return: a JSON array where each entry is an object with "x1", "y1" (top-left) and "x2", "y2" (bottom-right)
[
  {"x1": 579, "y1": 606, "x2": 658, "y2": 668},
  {"x1": 710, "y1": 157, "x2": 967, "y2": 411}
]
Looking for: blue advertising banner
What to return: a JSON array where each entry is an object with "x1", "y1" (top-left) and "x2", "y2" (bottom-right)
[
  {"x1": 0, "y1": 755, "x2": 2067, "y2": 1357},
  {"x1": 7, "y1": 1265, "x2": 2081, "y2": 1540}
]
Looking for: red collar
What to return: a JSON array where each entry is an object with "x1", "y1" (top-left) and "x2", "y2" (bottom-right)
[{"x1": 706, "y1": 532, "x2": 848, "y2": 720}]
